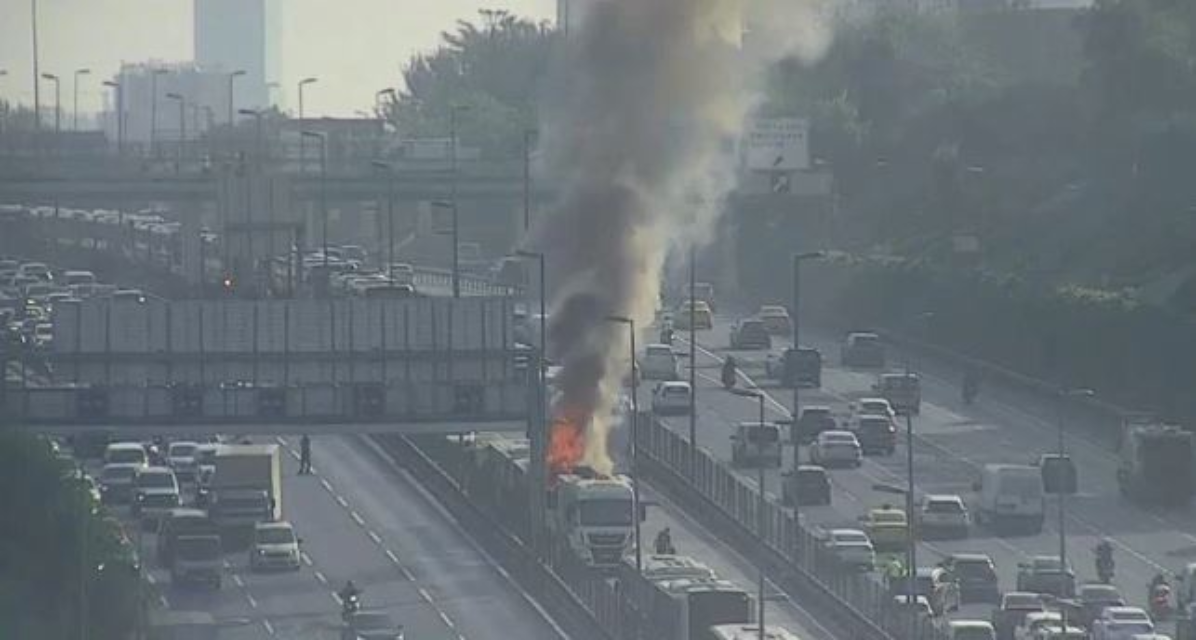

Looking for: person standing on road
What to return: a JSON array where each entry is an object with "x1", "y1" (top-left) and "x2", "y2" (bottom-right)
[{"x1": 299, "y1": 435, "x2": 312, "y2": 475}]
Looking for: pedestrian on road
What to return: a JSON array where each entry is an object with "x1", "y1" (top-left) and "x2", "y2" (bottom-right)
[{"x1": 299, "y1": 435, "x2": 312, "y2": 475}]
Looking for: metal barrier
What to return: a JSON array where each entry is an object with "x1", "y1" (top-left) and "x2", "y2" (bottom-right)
[{"x1": 637, "y1": 414, "x2": 949, "y2": 640}]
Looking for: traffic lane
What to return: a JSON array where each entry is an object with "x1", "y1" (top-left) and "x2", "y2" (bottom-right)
[
  {"x1": 260, "y1": 437, "x2": 458, "y2": 640},
  {"x1": 640, "y1": 484, "x2": 839, "y2": 640},
  {"x1": 277, "y1": 434, "x2": 565, "y2": 640}
]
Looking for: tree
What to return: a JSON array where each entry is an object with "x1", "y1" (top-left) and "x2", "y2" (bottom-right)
[{"x1": 384, "y1": 10, "x2": 555, "y2": 157}]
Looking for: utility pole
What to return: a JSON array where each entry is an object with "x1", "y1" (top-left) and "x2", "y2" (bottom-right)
[
  {"x1": 72, "y1": 68, "x2": 90, "y2": 131},
  {"x1": 688, "y1": 244, "x2": 697, "y2": 476}
]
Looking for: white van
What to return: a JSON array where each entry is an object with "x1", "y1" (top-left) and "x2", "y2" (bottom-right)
[
  {"x1": 973, "y1": 464, "x2": 1045, "y2": 534},
  {"x1": 640, "y1": 344, "x2": 679, "y2": 380}
]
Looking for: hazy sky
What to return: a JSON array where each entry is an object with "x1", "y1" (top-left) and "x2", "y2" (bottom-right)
[{"x1": 0, "y1": 0, "x2": 555, "y2": 117}]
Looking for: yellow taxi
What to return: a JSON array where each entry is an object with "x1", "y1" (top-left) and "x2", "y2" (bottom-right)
[{"x1": 861, "y1": 505, "x2": 910, "y2": 551}]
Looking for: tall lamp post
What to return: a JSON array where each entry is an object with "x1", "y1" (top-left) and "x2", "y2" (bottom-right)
[
  {"x1": 0, "y1": 70, "x2": 8, "y2": 138},
  {"x1": 449, "y1": 105, "x2": 471, "y2": 298},
  {"x1": 688, "y1": 246, "x2": 698, "y2": 471},
  {"x1": 300, "y1": 131, "x2": 328, "y2": 271},
  {"x1": 789, "y1": 250, "x2": 824, "y2": 522},
  {"x1": 102, "y1": 80, "x2": 123, "y2": 154},
  {"x1": 523, "y1": 128, "x2": 536, "y2": 231},
  {"x1": 297, "y1": 77, "x2": 317, "y2": 172},
  {"x1": 41, "y1": 72, "x2": 60, "y2": 137},
  {"x1": 149, "y1": 68, "x2": 168, "y2": 157},
  {"x1": 238, "y1": 108, "x2": 265, "y2": 163},
  {"x1": 226, "y1": 69, "x2": 246, "y2": 127},
  {"x1": 1057, "y1": 387, "x2": 1093, "y2": 597},
  {"x1": 72, "y1": 68, "x2": 90, "y2": 131},
  {"x1": 431, "y1": 200, "x2": 461, "y2": 295},
  {"x1": 516, "y1": 249, "x2": 548, "y2": 552},
  {"x1": 370, "y1": 160, "x2": 397, "y2": 280},
  {"x1": 166, "y1": 93, "x2": 185, "y2": 173},
  {"x1": 31, "y1": 0, "x2": 41, "y2": 133},
  {"x1": 606, "y1": 314, "x2": 642, "y2": 572},
  {"x1": 730, "y1": 386, "x2": 768, "y2": 640}
]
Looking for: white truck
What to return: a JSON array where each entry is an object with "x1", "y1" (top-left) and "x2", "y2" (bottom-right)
[
  {"x1": 973, "y1": 464, "x2": 1045, "y2": 535},
  {"x1": 209, "y1": 444, "x2": 282, "y2": 533},
  {"x1": 547, "y1": 471, "x2": 639, "y2": 568}
]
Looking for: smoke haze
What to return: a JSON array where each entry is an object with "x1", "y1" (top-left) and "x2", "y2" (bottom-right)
[{"x1": 533, "y1": 0, "x2": 834, "y2": 474}]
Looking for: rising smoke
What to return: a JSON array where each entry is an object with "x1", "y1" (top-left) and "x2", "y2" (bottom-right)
[{"x1": 532, "y1": 0, "x2": 833, "y2": 475}]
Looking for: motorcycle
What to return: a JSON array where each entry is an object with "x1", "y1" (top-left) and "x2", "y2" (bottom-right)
[
  {"x1": 659, "y1": 325, "x2": 674, "y2": 346},
  {"x1": 721, "y1": 359, "x2": 737, "y2": 389},
  {"x1": 654, "y1": 531, "x2": 676, "y2": 555},
  {"x1": 1151, "y1": 583, "x2": 1173, "y2": 620},
  {"x1": 341, "y1": 593, "x2": 361, "y2": 621},
  {"x1": 1096, "y1": 555, "x2": 1115, "y2": 584}
]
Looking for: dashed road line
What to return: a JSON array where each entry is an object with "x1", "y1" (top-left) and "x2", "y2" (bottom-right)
[
  {"x1": 246, "y1": 593, "x2": 258, "y2": 609},
  {"x1": 232, "y1": 574, "x2": 245, "y2": 588},
  {"x1": 263, "y1": 620, "x2": 275, "y2": 636},
  {"x1": 368, "y1": 530, "x2": 382, "y2": 544},
  {"x1": 350, "y1": 510, "x2": 365, "y2": 526},
  {"x1": 385, "y1": 549, "x2": 401, "y2": 565},
  {"x1": 301, "y1": 552, "x2": 313, "y2": 566},
  {"x1": 313, "y1": 570, "x2": 328, "y2": 585},
  {"x1": 320, "y1": 478, "x2": 334, "y2": 493},
  {"x1": 439, "y1": 610, "x2": 456, "y2": 628},
  {"x1": 418, "y1": 587, "x2": 434, "y2": 604},
  {"x1": 336, "y1": 495, "x2": 350, "y2": 508}
]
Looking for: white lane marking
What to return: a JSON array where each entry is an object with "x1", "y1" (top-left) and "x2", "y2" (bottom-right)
[
  {"x1": 145, "y1": 573, "x2": 156, "y2": 585},
  {"x1": 368, "y1": 530, "x2": 382, "y2": 544},
  {"x1": 355, "y1": 436, "x2": 571, "y2": 640},
  {"x1": 418, "y1": 587, "x2": 433, "y2": 603},
  {"x1": 336, "y1": 495, "x2": 350, "y2": 508},
  {"x1": 232, "y1": 574, "x2": 244, "y2": 588},
  {"x1": 246, "y1": 593, "x2": 258, "y2": 609},
  {"x1": 222, "y1": 559, "x2": 232, "y2": 569},
  {"x1": 320, "y1": 478, "x2": 334, "y2": 493},
  {"x1": 385, "y1": 549, "x2": 401, "y2": 565},
  {"x1": 439, "y1": 610, "x2": 456, "y2": 628},
  {"x1": 314, "y1": 570, "x2": 328, "y2": 585},
  {"x1": 275, "y1": 436, "x2": 288, "y2": 446},
  {"x1": 329, "y1": 591, "x2": 342, "y2": 605},
  {"x1": 301, "y1": 552, "x2": 313, "y2": 566},
  {"x1": 262, "y1": 620, "x2": 275, "y2": 636},
  {"x1": 350, "y1": 510, "x2": 365, "y2": 526},
  {"x1": 158, "y1": 594, "x2": 169, "y2": 608}
]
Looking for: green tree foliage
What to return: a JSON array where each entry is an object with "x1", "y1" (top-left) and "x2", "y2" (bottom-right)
[
  {"x1": 384, "y1": 10, "x2": 555, "y2": 157},
  {"x1": 0, "y1": 433, "x2": 139, "y2": 639}
]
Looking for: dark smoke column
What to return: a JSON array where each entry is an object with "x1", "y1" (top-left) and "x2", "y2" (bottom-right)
[{"x1": 533, "y1": 0, "x2": 746, "y2": 474}]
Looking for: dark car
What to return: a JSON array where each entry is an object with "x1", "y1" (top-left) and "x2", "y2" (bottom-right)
[
  {"x1": 841, "y1": 331, "x2": 886, "y2": 368},
  {"x1": 854, "y1": 415, "x2": 896, "y2": 456},
  {"x1": 940, "y1": 553, "x2": 1000, "y2": 604},
  {"x1": 1070, "y1": 583, "x2": 1125, "y2": 629},
  {"x1": 782, "y1": 465, "x2": 831, "y2": 507},
  {"x1": 767, "y1": 347, "x2": 822, "y2": 388},
  {"x1": 1015, "y1": 555, "x2": 1075, "y2": 598},
  {"x1": 342, "y1": 610, "x2": 404, "y2": 640},
  {"x1": 1039, "y1": 454, "x2": 1078, "y2": 495},
  {"x1": 991, "y1": 591, "x2": 1046, "y2": 640},
  {"x1": 156, "y1": 508, "x2": 218, "y2": 566},
  {"x1": 796, "y1": 406, "x2": 837, "y2": 444},
  {"x1": 730, "y1": 319, "x2": 771, "y2": 350}
]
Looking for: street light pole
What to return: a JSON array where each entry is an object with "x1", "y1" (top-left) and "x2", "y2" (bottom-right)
[
  {"x1": 227, "y1": 70, "x2": 246, "y2": 127},
  {"x1": 1057, "y1": 387, "x2": 1093, "y2": 593},
  {"x1": 371, "y1": 161, "x2": 396, "y2": 280},
  {"x1": 517, "y1": 249, "x2": 548, "y2": 552},
  {"x1": 72, "y1": 68, "x2": 90, "y2": 131},
  {"x1": 238, "y1": 108, "x2": 265, "y2": 163},
  {"x1": 41, "y1": 73, "x2": 59, "y2": 153},
  {"x1": 688, "y1": 245, "x2": 697, "y2": 474},
  {"x1": 301, "y1": 131, "x2": 328, "y2": 274},
  {"x1": 166, "y1": 93, "x2": 185, "y2": 173},
  {"x1": 297, "y1": 77, "x2": 317, "y2": 173},
  {"x1": 607, "y1": 315, "x2": 641, "y2": 572},
  {"x1": 523, "y1": 128, "x2": 536, "y2": 231},
  {"x1": 31, "y1": 0, "x2": 40, "y2": 134},
  {"x1": 449, "y1": 105, "x2": 470, "y2": 298},
  {"x1": 789, "y1": 251, "x2": 824, "y2": 525},
  {"x1": 731, "y1": 387, "x2": 768, "y2": 640},
  {"x1": 102, "y1": 81, "x2": 123, "y2": 154},
  {"x1": 150, "y1": 68, "x2": 168, "y2": 157}
]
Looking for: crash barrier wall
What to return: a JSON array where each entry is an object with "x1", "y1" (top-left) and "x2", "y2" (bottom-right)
[
  {"x1": 392, "y1": 434, "x2": 657, "y2": 640},
  {"x1": 0, "y1": 207, "x2": 518, "y2": 297},
  {"x1": 636, "y1": 413, "x2": 949, "y2": 640},
  {"x1": 368, "y1": 433, "x2": 615, "y2": 640}
]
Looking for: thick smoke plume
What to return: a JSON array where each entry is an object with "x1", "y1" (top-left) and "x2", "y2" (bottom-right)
[{"x1": 534, "y1": 0, "x2": 833, "y2": 475}]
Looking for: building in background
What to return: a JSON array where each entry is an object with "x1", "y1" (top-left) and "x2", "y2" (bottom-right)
[
  {"x1": 193, "y1": 0, "x2": 281, "y2": 114},
  {"x1": 103, "y1": 62, "x2": 226, "y2": 148}
]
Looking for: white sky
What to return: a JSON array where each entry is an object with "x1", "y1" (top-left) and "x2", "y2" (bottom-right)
[{"x1": 0, "y1": 0, "x2": 555, "y2": 117}]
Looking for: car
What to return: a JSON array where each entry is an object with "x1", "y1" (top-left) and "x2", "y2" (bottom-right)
[
  {"x1": 861, "y1": 506, "x2": 909, "y2": 551},
  {"x1": 841, "y1": 331, "x2": 886, "y2": 367},
  {"x1": 156, "y1": 508, "x2": 219, "y2": 566},
  {"x1": 765, "y1": 347, "x2": 822, "y2": 388},
  {"x1": 731, "y1": 422, "x2": 783, "y2": 468},
  {"x1": 853, "y1": 414, "x2": 896, "y2": 456},
  {"x1": 651, "y1": 381, "x2": 692, "y2": 415},
  {"x1": 874, "y1": 372, "x2": 921, "y2": 415},
  {"x1": 992, "y1": 592, "x2": 1047, "y2": 640},
  {"x1": 1090, "y1": 606, "x2": 1153, "y2": 640},
  {"x1": 673, "y1": 300, "x2": 713, "y2": 330},
  {"x1": 782, "y1": 465, "x2": 831, "y2": 507},
  {"x1": 1036, "y1": 627, "x2": 1086, "y2": 640},
  {"x1": 640, "y1": 343, "x2": 679, "y2": 380},
  {"x1": 692, "y1": 282, "x2": 717, "y2": 311},
  {"x1": 853, "y1": 397, "x2": 897, "y2": 420},
  {"x1": 1014, "y1": 611, "x2": 1062, "y2": 640},
  {"x1": 795, "y1": 406, "x2": 837, "y2": 444},
  {"x1": 823, "y1": 528, "x2": 875, "y2": 570},
  {"x1": 947, "y1": 620, "x2": 997, "y2": 640},
  {"x1": 250, "y1": 521, "x2": 302, "y2": 572},
  {"x1": 1038, "y1": 454, "x2": 1078, "y2": 495},
  {"x1": 131, "y1": 466, "x2": 181, "y2": 528},
  {"x1": 810, "y1": 430, "x2": 862, "y2": 468},
  {"x1": 1016, "y1": 555, "x2": 1076, "y2": 598},
  {"x1": 342, "y1": 610, "x2": 404, "y2": 640},
  {"x1": 757, "y1": 305, "x2": 792, "y2": 335},
  {"x1": 892, "y1": 594, "x2": 935, "y2": 621},
  {"x1": 940, "y1": 553, "x2": 1000, "y2": 604},
  {"x1": 167, "y1": 441, "x2": 200, "y2": 482},
  {"x1": 913, "y1": 566, "x2": 962, "y2": 616},
  {"x1": 99, "y1": 462, "x2": 142, "y2": 504},
  {"x1": 919, "y1": 494, "x2": 970, "y2": 539},
  {"x1": 729, "y1": 318, "x2": 771, "y2": 350},
  {"x1": 1071, "y1": 583, "x2": 1126, "y2": 629},
  {"x1": 104, "y1": 441, "x2": 148, "y2": 467}
]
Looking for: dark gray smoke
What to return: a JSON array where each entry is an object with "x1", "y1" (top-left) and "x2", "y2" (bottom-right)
[{"x1": 533, "y1": 0, "x2": 833, "y2": 472}]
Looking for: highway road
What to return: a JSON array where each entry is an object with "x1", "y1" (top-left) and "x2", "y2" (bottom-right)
[
  {"x1": 89, "y1": 434, "x2": 567, "y2": 640},
  {"x1": 645, "y1": 311, "x2": 1196, "y2": 631}
]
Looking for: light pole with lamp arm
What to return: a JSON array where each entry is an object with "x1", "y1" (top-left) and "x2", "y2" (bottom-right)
[
  {"x1": 516, "y1": 249, "x2": 548, "y2": 553},
  {"x1": 226, "y1": 69, "x2": 246, "y2": 127},
  {"x1": 102, "y1": 80, "x2": 123, "y2": 154},
  {"x1": 1057, "y1": 386, "x2": 1093, "y2": 615},
  {"x1": 72, "y1": 68, "x2": 90, "y2": 131},
  {"x1": 41, "y1": 72, "x2": 60, "y2": 138},
  {"x1": 449, "y1": 104, "x2": 471, "y2": 298},
  {"x1": 789, "y1": 250, "x2": 824, "y2": 527},
  {"x1": 729, "y1": 386, "x2": 768, "y2": 640},
  {"x1": 606, "y1": 314, "x2": 642, "y2": 572},
  {"x1": 0, "y1": 70, "x2": 8, "y2": 138},
  {"x1": 370, "y1": 160, "x2": 397, "y2": 280},
  {"x1": 238, "y1": 108, "x2": 265, "y2": 163},
  {"x1": 431, "y1": 200, "x2": 461, "y2": 295},
  {"x1": 300, "y1": 131, "x2": 328, "y2": 274},
  {"x1": 523, "y1": 128, "x2": 536, "y2": 231},
  {"x1": 165, "y1": 93, "x2": 185, "y2": 173},
  {"x1": 297, "y1": 77, "x2": 318, "y2": 173},
  {"x1": 149, "y1": 67, "x2": 168, "y2": 157}
]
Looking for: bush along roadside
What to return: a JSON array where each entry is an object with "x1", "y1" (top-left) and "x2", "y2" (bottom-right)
[
  {"x1": 0, "y1": 433, "x2": 140, "y2": 639},
  {"x1": 794, "y1": 255, "x2": 1196, "y2": 422}
]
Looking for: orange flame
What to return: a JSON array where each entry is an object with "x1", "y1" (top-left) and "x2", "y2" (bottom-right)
[{"x1": 548, "y1": 405, "x2": 588, "y2": 478}]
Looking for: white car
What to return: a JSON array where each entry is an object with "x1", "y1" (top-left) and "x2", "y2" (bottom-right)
[
  {"x1": 947, "y1": 620, "x2": 996, "y2": 640},
  {"x1": 919, "y1": 494, "x2": 970, "y2": 539},
  {"x1": 103, "y1": 441, "x2": 148, "y2": 467},
  {"x1": 640, "y1": 343, "x2": 679, "y2": 380},
  {"x1": 651, "y1": 381, "x2": 692, "y2": 415},
  {"x1": 167, "y1": 441, "x2": 200, "y2": 481},
  {"x1": 893, "y1": 595, "x2": 935, "y2": 621},
  {"x1": 1091, "y1": 607, "x2": 1153, "y2": 640},
  {"x1": 853, "y1": 397, "x2": 896, "y2": 420},
  {"x1": 823, "y1": 528, "x2": 875, "y2": 569},
  {"x1": 810, "y1": 430, "x2": 863, "y2": 467},
  {"x1": 250, "y1": 521, "x2": 302, "y2": 571},
  {"x1": 131, "y1": 466, "x2": 181, "y2": 528},
  {"x1": 99, "y1": 462, "x2": 141, "y2": 504},
  {"x1": 1015, "y1": 611, "x2": 1062, "y2": 640}
]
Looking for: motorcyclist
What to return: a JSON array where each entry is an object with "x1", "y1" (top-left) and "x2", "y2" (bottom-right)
[
  {"x1": 659, "y1": 320, "x2": 674, "y2": 346},
  {"x1": 721, "y1": 357, "x2": 738, "y2": 389},
  {"x1": 1095, "y1": 539, "x2": 1115, "y2": 583},
  {"x1": 1150, "y1": 573, "x2": 1172, "y2": 618},
  {"x1": 654, "y1": 527, "x2": 675, "y2": 555},
  {"x1": 340, "y1": 580, "x2": 362, "y2": 616}
]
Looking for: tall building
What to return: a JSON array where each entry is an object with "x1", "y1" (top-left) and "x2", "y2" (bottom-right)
[
  {"x1": 193, "y1": 0, "x2": 281, "y2": 114},
  {"x1": 104, "y1": 62, "x2": 226, "y2": 146}
]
